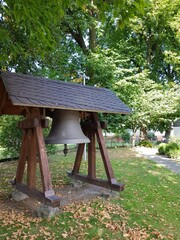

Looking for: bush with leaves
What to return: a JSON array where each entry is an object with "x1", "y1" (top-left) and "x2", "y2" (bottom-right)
[
  {"x1": 0, "y1": 115, "x2": 23, "y2": 157},
  {"x1": 119, "y1": 130, "x2": 131, "y2": 143},
  {"x1": 139, "y1": 140, "x2": 153, "y2": 148},
  {"x1": 158, "y1": 141, "x2": 180, "y2": 159},
  {"x1": 165, "y1": 142, "x2": 180, "y2": 158},
  {"x1": 158, "y1": 143, "x2": 167, "y2": 155}
]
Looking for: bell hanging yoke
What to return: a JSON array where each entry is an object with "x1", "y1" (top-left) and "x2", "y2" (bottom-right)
[{"x1": 0, "y1": 71, "x2": 131, "y2": 207}]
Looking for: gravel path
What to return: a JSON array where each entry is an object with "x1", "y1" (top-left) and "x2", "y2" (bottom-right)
[{"x1": 134, "y1": 147, "x2": 180, "y2": 175}]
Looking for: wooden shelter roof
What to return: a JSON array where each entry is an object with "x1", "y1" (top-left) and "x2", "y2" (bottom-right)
[{"x1": 0, "y1": 71, "x2": 131, "y2": 114}]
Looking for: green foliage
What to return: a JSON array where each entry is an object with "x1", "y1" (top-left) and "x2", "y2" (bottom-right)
[
  {"x1": 127, "y1": 0, "x2": 180, "y2": 83},
  {"x1": 139, "y1": 140, "x2": 153, "y2": 148},
  {"x1": 165, "y1": 142, "x2": 180, "y2": 158},
  {"x1": 0, "y1": 0, "x2": 146, "y2": 70},
  {"x1": 158, "y1": 143, "x2": 167, "y2": 155},
  {"x1": 119, "y1": 130, "x2": 131, "y2": 143},
  {"x1": 86, "y1": 50, "x2": 116, "y2": 87},
  {"x1": 170, "y1": 136, "x2": 180, "y2": 146},
  {"x1": 158, "y1": 141, "x2": 180, "y2": 159},
  {"x1": 0, "y1": 115, "x2": 22, "y2": 157},
  {"x1": 116, "y1": 70, "x2": 180, "y2": 134},
  {"x1": 147, "y1": 131, "x2": 155, "y2": 140},
  {"x1": 168, "y1": 148, "x2": 180, "y2": 159}
]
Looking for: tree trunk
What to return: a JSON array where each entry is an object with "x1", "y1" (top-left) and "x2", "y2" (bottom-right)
[
  {"x1": 131, "y1": 132, "x2": 136, "y2": 147},
  {"x1": 164, "y1": 125, "x2": 172, "y2": 143},
  {"x1": 140, "y1": 127, "x2": 148, "y2": 141}
]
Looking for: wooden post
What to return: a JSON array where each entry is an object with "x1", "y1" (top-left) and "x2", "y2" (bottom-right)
[
  {"x1": 13, "y1": 115, "x2": 60, "y2": 207},
  {"x1": 15, "y1": 130, "x2": 29, "y2": 184},
  {"x1": 35, "y1": 124, "x2": 55, "y2": 197},
  {"x1": 72, "y1": 143, "x2": 85, "y2": 174},
  {"x1": 88, "y1": 128, "x2": 96, "y2": 179},
  {"x1": 27, "y1": 129, "x2": 37, "y2": 189},
  {"x1": 93, "y1": 113, "x2": 116, "y2": 184}
]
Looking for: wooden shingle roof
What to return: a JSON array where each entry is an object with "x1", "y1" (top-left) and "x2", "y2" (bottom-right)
[{"x1": 0, "y1": 71, "x2": 131, "y2": 114}]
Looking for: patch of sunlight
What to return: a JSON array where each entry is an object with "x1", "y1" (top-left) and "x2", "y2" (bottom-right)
[
  {"x1": 156, "y1": 164, "x2": 167, "y2": 168},
  {"x1": 134, "y1": 153, "x2": 145, "y2": 158},
  {"x1": 148, "y1": 170, "x2": 161, "y2": 176},
  {"x1": 165, "y1": 175, "x2": 178, "y2": 184},
  {"x1": 129, "y1": 162, "x2": 139, "y2": 165}
]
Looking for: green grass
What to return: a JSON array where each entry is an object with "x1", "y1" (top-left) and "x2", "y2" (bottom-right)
[
  {"x1": 0, "y1": 148, "x2": 180, "y2": 239},
  {"x1": 0, "y1": 148, "x2": 4, "y2": 159}
]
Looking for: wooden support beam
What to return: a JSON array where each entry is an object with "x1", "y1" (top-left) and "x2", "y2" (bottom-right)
[
  {"x1": 93, "y1": 112, "x2": 116, "y2": 185},
  {"x1": 15, "y1": 130, "x2": 29, "y2": 184},
  {"x1": 27, "y1": 129, "x2": 37, "y2": 189},
  {"x1": 19, "y1": 118, "x2": 49, "y2": 129},
  {"x1": 72, "y1": 143, "x2": 85, "y2": 174},
  {"x1": 67, "y1": 172, "x2": 124, "y2": 192},
  {"x1": 88, "y1": 129, "x2": 96, "y2": 179},
  {"x1": 13, "y1": 113, "x2": 60, "y2": 207},
  {"x1": 35, "y1": 125, "x2": 54, "y2": 192},
  {"x1": 15, "y1": 183, "x2": 60, "y2": 207},
  {"x1": 19, "y1": 118, "x2": 40, "y2": 129}
]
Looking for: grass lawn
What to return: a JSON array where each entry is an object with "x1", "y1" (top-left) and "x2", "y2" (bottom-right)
[
  {"x1": 0, "y1": 147, "x2": 179, "y2": 239},
  {"x1": 0, "y1": 148, "x2": 4, "y2": 159}
]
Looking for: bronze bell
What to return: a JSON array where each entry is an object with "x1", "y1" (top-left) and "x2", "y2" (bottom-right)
[{"x1": 45, "y1": 109, "x2": 90, "y2": 145}]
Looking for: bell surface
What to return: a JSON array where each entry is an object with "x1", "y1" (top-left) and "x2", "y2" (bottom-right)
[{"x1": 45, "y1": 109, "x2": 90, "y2": 144}]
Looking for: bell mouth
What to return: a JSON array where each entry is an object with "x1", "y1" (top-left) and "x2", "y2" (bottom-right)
[{"x1": 45, "y1": 137, "x2": 90, "y2": 144}]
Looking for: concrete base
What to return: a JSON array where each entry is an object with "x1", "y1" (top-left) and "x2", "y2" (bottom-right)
[
  {"x1": 100, "y1": 189, "x2": 119, "y2": 199},
  {"x1": 70, "y1": 179, "x2": 83, "y2": 188},
  {"x1": 11, "y1": 190, "x2": 29, "y2": 202},
  {"x1": 36, "y1": 205, "x2": 59, "y2": 218}
]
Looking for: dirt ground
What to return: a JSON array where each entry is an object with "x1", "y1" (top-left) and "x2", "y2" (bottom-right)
[{"x1": 0, "y1": 182, "x2": 120, "y2": 218}]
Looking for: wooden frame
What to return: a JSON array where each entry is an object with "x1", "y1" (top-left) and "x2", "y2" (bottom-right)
[
  {"x1": 12, "y1": 111, "x2": 124, "y2": 208},
  {"x1": 12, "y1": 112, "x2": 60, "y2": 207},
  {"x1": 0, "y1": 72, "x2": 129, "y2": 208},
  {"x1": 68, "y1": 112, "x2": 124, "y2": 192}
]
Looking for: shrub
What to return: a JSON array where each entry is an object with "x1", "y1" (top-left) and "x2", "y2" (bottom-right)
[
  {"x1": 165, "y1": 142, "x2": 180, "y2": 158},
  {"x1": 168, "y1": 149, "x2": 180, "y2": 159},
  {"x1": 120, "y1": 130, "x2": 131, "y2": 143},
  {"x1": 158, "y1": 143, "x2": 167, "y2": 155},
  {"x1": 169, "y1": 136, "x2": 180, "y2": 146},
  {"x1": 158, "y1": 142, "x2": 180, "y2": 159},
  {"x1": 139, "y1": 140, "x2": 153, "y2": 148}
]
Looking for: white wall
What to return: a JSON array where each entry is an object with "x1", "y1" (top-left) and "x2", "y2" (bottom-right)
[{"x1": 171, "y1": 127, "x2": 180, "y2": 138}]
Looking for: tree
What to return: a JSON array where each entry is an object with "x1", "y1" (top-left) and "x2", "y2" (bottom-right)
[
  {"x1": 106, "y1": 0, "x2": 180, "y2": 83},
  {"x1": 0, "y1": 0, "x2": 146, "y2": 73},
  {"x1": 1, "y1": 0, "x2": 179, "y2": 150},
  {"x1": 115, "y1": 70, "x2": 180, "y2": 143}
]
